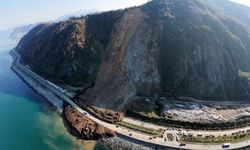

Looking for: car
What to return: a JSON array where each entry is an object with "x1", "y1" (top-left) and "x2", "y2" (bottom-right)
[
  {"x1": 222, "y1": 143, "x2": 231, "y2": 148},
  {"x1": 179, "y1": 143, "x2": 186, "y2": 146}
]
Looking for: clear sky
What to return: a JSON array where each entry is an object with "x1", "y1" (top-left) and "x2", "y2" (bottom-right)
[
  {"x1": 0, "y1": 0, "x2": 249, "y2": 31},
  {"x1": 0, "y1": 0, "x2": 148, "y2": 30},
  {"x1": 231, "y1": 0, "x2": 250, "y2": 6}
]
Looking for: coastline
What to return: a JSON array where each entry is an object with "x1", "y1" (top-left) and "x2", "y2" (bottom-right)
[
  {"x1": 11, "y1": 48, "x2": 250, "y2": 150},
  {"x1": 10, "y1": 50, "x2": 64, "y2": 114},
  {"x1": 9, "y1": 49, "x2": 169, "y2": 150}
]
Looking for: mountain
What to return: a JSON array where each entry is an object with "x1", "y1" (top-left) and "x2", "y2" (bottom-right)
[
  {"x1": 207, "y1": 0, "x2": 250, "y2": 26},
  {"x1": 17, "y1": 11, "x2": 123, "y2": 87},
  {"x1": 9, "y1": 10, "x2": 97, "y2": 40},
  {"x1": 16, "y1": 0, "x2": 250, "y2": 111},
  {"x1": 55, "y1": 9, "x2": 98, "y2": 22},
  {"x1": 9, "y1": 24, "x2": 36, "y2": 40},
  {"x1": 0, "y1": 28, "x2": 18, "y2": 53}
]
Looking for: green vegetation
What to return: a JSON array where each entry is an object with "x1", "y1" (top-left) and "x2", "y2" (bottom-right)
[
  {"x1": 181, "y1": 131, "x2": 250, "y2": 143},
  {"x1": 18, "y1": 10, "x2": 123, "y2": 87},
  {"x1": 118, "y1": 121, "x2": 163, "y2": 136},
  {"x1": 17, "y1": 0, "x2": 250, "y2": 108}
]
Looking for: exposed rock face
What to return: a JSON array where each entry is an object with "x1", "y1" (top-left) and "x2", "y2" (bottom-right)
[
  {"x1": 17, "y1": 0, "x2": 250, "y2": 111},
  {"x1": 85, "y1": 8, "x2": 162, "y2": 110},
  {"x1": 63, "y1": 105, "x2": 115, "y2": 140}
]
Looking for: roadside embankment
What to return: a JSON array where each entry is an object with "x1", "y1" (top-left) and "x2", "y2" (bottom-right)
[
  {"x1": 63, "y1": 104, "x2": 115, "y2": 140},
  {"x1": 10, "y1": 50, "x2": 64, "y2": 113},
  {"x1": 74, "y1": 97, "x2": 123, "y2": 124},
  {"x1": 8, "y1": 49, "x2": 190, "y2": 149}
]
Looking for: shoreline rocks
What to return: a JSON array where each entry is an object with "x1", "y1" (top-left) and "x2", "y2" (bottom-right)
[{"x1": 101, "y1": 136, "x2": 175, "y2": 150}]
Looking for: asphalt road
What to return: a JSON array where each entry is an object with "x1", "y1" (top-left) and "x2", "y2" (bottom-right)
[{"x1": 11, "y1": 49, "x2": 250, "y2": 150}]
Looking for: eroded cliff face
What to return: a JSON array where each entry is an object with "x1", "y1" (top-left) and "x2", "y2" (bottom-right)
[
  {"x1": 17, "y1": 0, "x2": 250, "y2": 111},
  {"x1": 84, "y1": 8, "x2": 163, "y2": 110}
]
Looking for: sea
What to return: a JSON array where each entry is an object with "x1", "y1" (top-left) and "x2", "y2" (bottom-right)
[{"x1": 0, "y1": 29, "x2": 107, "y2": 150}]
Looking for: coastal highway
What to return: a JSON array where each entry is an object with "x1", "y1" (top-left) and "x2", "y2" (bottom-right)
[{"x1": 10, "y1": 49, "x2": 250, "y2": 150}]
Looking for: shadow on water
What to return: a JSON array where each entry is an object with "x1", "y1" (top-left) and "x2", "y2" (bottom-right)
[
  {"x1": 0, "y1": 52, "x2": 58, "y2": 114},
  {"x1": 0, "y1": 52, "x2": 44, "y2": 99}
]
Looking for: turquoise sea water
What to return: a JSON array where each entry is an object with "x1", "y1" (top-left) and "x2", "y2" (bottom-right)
[{"x1": 0, "y1": 31, "x2": 107, "y2": 150}]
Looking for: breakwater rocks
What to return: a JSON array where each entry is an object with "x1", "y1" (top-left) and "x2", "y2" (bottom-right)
[{"x1": 101, "y1": 136, "x2": 175, "y2": 150}]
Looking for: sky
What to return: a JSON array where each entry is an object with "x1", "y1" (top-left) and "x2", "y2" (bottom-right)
[
  {"x1": 0, "y1": 0, "x2": 148, "y2": 30},
  {"x1": 0, "y1": 0, "x2": 249, "y2": 31},
  {"x1": 231, "y1": 0, "x2": 250, "y2": 6}
]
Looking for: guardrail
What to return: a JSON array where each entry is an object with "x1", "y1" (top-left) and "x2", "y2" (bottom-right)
[{"x1": 10, "y1": 49, "x2": 89, "y2": 115}]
